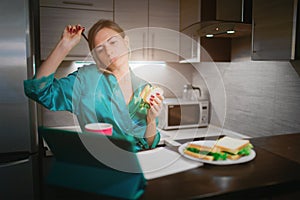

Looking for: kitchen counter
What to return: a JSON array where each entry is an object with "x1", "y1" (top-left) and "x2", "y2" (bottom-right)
[
  {"x1": 141, "y1": 133, "x2": 300, "y2": 199},
  {"x1": 250, "y1": 133, "x2": 300, "y2": 164},
  {"x1": 41, "y1": 133, "x2": 300, "y2": 199},
  {"x1": 159, "y1": 124, "x2": 250, "y2": 141}
]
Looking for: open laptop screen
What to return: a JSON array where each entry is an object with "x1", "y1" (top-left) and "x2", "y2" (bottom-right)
[
  {"x1": 40, "y1": 127, "x2": 143, "y2": 173},
  {"x1": 40, "y1": 127, "x2": 146, "y2": 199}
]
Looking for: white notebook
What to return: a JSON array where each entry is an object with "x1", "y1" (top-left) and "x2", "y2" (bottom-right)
[{"x1": 137, "y1": 147, "x2": 202, "y2": 180}]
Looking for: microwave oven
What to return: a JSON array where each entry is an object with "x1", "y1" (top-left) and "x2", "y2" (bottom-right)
[{"x1": 158, "y1": 98, "x2": 209, "y2": 130}]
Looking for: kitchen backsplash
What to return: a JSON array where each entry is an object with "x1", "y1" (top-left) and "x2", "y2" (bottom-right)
[{"x1": 192, "y1": 60, "x2": 300, "y2": 137}]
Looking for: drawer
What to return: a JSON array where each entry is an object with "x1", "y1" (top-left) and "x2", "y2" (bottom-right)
[{"x1": 40, "y1": 0, "x2": 113, "y2": 11}]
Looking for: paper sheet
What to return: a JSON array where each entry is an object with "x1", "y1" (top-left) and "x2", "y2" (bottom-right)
[{"x1": 137, "y1": 147, "x2": 202, "y2": 180}]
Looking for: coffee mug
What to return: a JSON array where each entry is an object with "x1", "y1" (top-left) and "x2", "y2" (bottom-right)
[{"x1": 84, "y1": 123, "x2": 113, "y2": 136}]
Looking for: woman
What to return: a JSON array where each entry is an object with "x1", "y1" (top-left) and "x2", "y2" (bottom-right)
[{"x1": 24, "y1": 19, "x2": 164, "y2": 151}]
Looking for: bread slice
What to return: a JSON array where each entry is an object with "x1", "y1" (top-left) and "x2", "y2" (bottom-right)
[
  {"x1": 187, "y1": 143, "x2": 221, "y2": 153},
  {"x1": 216, "y1": 136, "x2": 250, "y2": 155},
  {"x1": 183, "y1": 149, "x2": 214, "y2": 161},
  {"x1": 226, "y1": 154, "x2": 242, "y2": 160}
]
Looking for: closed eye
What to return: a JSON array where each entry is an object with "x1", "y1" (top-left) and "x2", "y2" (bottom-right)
[
  {"x1": 95, "y1": 45, "x2": 104, "y2": 53},
  {"x1": 94, "y1": 35, "x2": 120, "y2": 53},
  {"x1": 108, "y1": 37, "x2": 118, "y2": 45}
]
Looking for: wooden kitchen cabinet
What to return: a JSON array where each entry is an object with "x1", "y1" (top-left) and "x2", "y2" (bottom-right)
[
  {"x1": 115, "y1": 0, "x2": 179, "y2": 61},
  {"x1": 39, "y1": 0, "x2": 113, "y2": 60},
  {"x1": 148, "y1": 0, "x2": 180, "y2": 61},
  {"x1": 114, "y1": 0, "x2": 148, "y2": 61},
  {"x1": 252, "y1": 0, "x2": 297, "y2": 60}
]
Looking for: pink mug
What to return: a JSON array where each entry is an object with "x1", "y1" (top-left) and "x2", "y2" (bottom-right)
[{"x1": 84, "y1": 123, "x2": 113, "y2": 136}]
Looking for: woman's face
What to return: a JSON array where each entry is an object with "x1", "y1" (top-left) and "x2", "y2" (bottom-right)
[{"x1": 93, "y1": 27, "x2": 129, "y2": 70}]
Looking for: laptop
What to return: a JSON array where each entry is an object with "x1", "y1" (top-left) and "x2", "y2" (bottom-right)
[{"x1": 40, "y1": 127, "x2": 146, "y2": 200}]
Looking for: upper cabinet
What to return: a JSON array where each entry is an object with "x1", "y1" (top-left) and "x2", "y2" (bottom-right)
[
  {"x1": 115, "y1": 0, "x2": 180, "y2": 61},
  {"x1": 39, "y1": 0, "x2": 113, "y2": 60},
  {"x1": 252, "y1": 0, "x2": 298, "y2": 60},
  {"x1": 149, "y1": 0, "x2": 180, "y2": 61},
  {"x1": 114, "y1": 0, "x2": 148, "y2": 61}
]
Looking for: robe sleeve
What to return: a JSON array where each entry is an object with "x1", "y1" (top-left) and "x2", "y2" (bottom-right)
[{"x1": 23, "y1": 71, "x2": 79, "y2": 112}]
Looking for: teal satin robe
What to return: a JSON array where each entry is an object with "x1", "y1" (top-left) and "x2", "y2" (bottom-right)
[{"x1": 24, "y1": 64, "x2": 160, "y2": 151}]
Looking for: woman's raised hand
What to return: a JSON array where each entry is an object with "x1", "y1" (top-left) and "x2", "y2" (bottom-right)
[
  {"x1": 61, "y1": 24, "x2": 85, "y2": 51},
  {"x1": 35, "y1": 24, "x2": 85, "y2": 79}
]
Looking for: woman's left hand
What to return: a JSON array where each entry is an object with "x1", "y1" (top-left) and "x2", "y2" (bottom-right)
[{"x1": 146, "y1": 93, "x2": 164, "y2": 123}]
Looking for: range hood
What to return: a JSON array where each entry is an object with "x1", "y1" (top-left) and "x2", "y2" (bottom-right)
[
  {"x1": 181, "y1": 0, "x2": 252, "y2": 38},
  {"x1": 195, "y1": 20, "x2": 251, "y2": 38}
]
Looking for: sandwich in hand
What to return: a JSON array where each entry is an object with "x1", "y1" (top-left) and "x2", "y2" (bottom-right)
[
  {"x1": 140, "y1": 84, "x2": 164, "y2": 109},
  {"x1": 183, "y1": 136, "x2": 253, "y2": 161}
]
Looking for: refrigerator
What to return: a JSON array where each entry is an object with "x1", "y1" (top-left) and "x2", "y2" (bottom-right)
[{"x1": 0, "y1": 0, "x2": 41, "y2": 199}]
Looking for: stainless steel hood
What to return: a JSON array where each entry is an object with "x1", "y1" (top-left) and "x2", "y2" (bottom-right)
[{"x1": 181, "y1": 0, "x2": 252, "y2": 38}]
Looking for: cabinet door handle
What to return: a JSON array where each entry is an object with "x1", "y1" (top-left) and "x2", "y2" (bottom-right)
[
  {"x1": 192, "y1": 34, "x2": 197, "y2": 59},
  {"x1": 143, "y1": 32, "x2": 146, "y2": 59},
  {"x1": 291, "y1": 0, "x2": 298, "y2": 60},
  {"x1": 62, "y1": 1, "x2": 93, "y2": 7},
  {"x1": 251, "y1": 19, "x2": 256, "y2": 54},
  {"x1": 151, "y1": 33, "x2": 155, "y2": 59},
  {"x1": 0, "y1": 158, "x2": 29, "y2": 168}
]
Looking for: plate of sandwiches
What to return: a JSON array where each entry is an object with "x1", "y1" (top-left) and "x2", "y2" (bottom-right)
[{"x1": 178, "y1": 136, "x2": 256, "y2": 165}]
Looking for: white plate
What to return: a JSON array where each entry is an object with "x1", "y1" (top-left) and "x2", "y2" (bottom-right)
[{"x1": 178, "y1": 140, "x2": 256, "y2": 165}]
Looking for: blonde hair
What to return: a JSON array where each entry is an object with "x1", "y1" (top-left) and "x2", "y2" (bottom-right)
[{"x1": 88, "y1": 19, "x2": 125, "y2": 51}]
